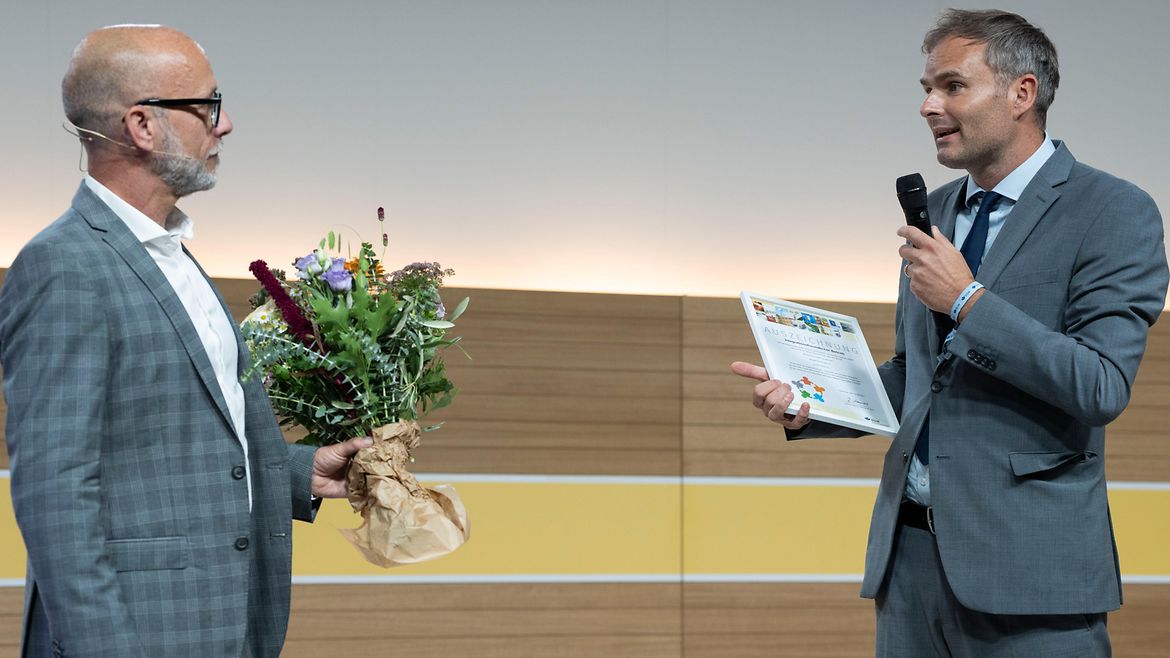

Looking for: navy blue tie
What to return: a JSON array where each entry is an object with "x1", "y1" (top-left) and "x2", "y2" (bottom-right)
[
  {"x1": 960, "y1": 191, "x2": 1002, "y2": 278},
  {"x1": 916, "y1": 191, "x2": 1003, "y2": 466}
]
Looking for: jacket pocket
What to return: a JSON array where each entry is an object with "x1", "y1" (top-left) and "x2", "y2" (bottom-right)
[
  {"x1": 106, "y1": 536, "x2": 190, "y2": 571},
  {"x1": 996, "y1": 268, "x2": 1059, "y2": 293},
  {"x1": 1009, "y1": 450, "x2": 1097, "y2": 478}
]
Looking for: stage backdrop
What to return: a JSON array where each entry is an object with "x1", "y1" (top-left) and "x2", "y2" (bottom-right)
[
  {"x1": 1, "y1": 271, "x2": 1167, "y2": 656},
  {"x1": 3, "y1": 0, "x2": 1170, "y2": 306}
]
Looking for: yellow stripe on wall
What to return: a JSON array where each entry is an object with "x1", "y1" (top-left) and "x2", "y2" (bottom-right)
[
  {"x1": 0, "y1": 477, "x2": 24, "y2": 579},
  {"x1": 683, "y1": 483, "x2": 873, "y2": 575},
  {"x1": 292, "y1": 480, "x2": 683, "y2": 577},
  {"x1": 1, "y1": 476, "x2": 1167, "y2": 581}
]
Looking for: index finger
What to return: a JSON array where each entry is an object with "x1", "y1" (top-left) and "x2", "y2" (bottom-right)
[
  {"x1": 896, "y1": 224, "x2": 933, "y2": 248},
  {"x1": 730, "y1": 361, "x2": 769, "y2": 382}
]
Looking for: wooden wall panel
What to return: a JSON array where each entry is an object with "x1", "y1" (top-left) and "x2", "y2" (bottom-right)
[
  {"x1": 420, "y1": 286, "x2": 682, "y2": 475},
  {"x1": 1, "y1": 272, "x2": 1168, "y2": 656},
  {"x1": 285, "y1": 583, "x2": 682, "y2": 658},
  {"x1": 0, "y1": 587, "x2": 19, "y2": 656},
  {"x1": 682, "y1": 583, "x2": 1170, "y2": 658}
]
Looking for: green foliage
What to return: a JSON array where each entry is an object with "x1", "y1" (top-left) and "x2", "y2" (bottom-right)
[{"x1": 240, "y1": 239, "x2": 467, "y2": 446}]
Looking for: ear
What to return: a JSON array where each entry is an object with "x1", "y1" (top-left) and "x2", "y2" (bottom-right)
[
  {"x1": 122, "y1": 106, "x2": 163, "y2": 152},
  {"x1": 1010, "y1": 73, "x2": 1039, "y2": 121}
]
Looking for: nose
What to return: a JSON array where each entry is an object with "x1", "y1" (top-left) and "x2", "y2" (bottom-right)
[
  {"x1": 920, "y1": 92, "x2": 942, "y2": 118},
  {"x1": 215, "y1": 108, "x2": 234, "y2": 137}
]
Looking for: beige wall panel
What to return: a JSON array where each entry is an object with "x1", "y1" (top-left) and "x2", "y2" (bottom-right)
[
  {"x1": 422, "y1": 419, "x2": 681, "y2": 451},
  {"x1": 683, "y1": 583, "x2": 1170, "y2": 658},
  {"x1": 684, "y1": 583, "x2": 874, "y2": 657},
  {"x1": 374, "y1": 285, "x2": 682, "y2": 475},
  {"x1": 683, "y1": 433, "x2": 888, "y2": 479},
  {"x1": 284, "y1": 583, "x2": 681, "y2": 658},
  {"x1": 430, "y1": 392, "x2": 678, "y2": 425},
  {"x1": 0, "y1": 587, "x2": 19, "y2": 654},
  {"x1": 452, "y1": 367, "x2": 679, "y2": 399},
  {"x1": 408, "y1": 419, "x2": 681, "y2": 475},
  {"x1": 410, "y1": 446, "x2": 682, "y2": 475},
  {"x1": 1110, "y1": 584, "x2": 1170, "y2": 657},
  {"x1": 452, "y1": 314, "x2": 679, "y2": 346},
  {"x1": 1, "y1": 581, "x2": 1166, "y2": 655},
  {"x1": 1107, "y1": 433, "x2": 1170, "y2": 481},
  {"x1": 282, "y1": 636, "x2": 681, "y2": 657},
  {"x1": 446, "y1": 339, "x2": 679, "y2": 372}
]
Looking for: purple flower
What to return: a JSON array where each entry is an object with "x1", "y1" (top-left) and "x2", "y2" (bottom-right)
[
  {"x1": 322, "y1": 258, "x2": 353, "y2": 292},
  {"x1": 293, "y1": 250, "x2": 326, "y2": 278}
]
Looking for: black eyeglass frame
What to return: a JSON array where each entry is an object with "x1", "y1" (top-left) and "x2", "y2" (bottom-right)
[{"x1": 136, "y1": 92, "x2": 222, "y2": 128}]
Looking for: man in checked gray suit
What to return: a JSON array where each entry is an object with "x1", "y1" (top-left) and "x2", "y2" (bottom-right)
[
  {"x1": 734, "y1": 9, "x2": 1168, "y2": 657},
  {"x1": 0, "y1": 26, "x2": 370, "y2": 657}
]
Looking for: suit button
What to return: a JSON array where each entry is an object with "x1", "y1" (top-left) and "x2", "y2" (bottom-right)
[
  {"x1": 902, "y1": 452, "x2": 909, "y2": 464},
  {"x1": 234, "y1": 537, "x2": 250, "y2": 551},
  {"x1": 232, "y1": 465, "x2": 246, "y2": 480},
  {"x1": 987, "y1": 360, "x2": 997, "y2": 370},
  {"x1": 930, "y1": 381, "x2": 943, "y2": 393},
  {"x1": 967, "y1": 349, "x2": 977, "y2": 359}
]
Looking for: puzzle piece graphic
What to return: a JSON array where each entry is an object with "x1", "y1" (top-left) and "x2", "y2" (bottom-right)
[{"x1": 791, "y1": 376, "x2": 828, "y2": 404}]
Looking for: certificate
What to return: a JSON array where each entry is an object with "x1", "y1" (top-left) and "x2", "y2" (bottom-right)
[{"x1": 740, "y1": 292, "x2": 899, "y2": 437}]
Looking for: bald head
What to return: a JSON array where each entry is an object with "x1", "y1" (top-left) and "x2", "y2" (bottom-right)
[{"x1": 62, "y1": 25, "x2": 211, "y2": 138}]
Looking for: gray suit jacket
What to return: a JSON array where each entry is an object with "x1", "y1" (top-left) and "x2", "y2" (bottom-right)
[
  {"x1": 795, "y1": 142, "x2": 1168, "y2": 615},
  {"x1": 0, "y1": 184, "x2": 319, "y2": 657}
]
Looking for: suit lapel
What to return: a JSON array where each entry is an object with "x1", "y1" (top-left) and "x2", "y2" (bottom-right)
[
  {"x1": 976, "y1": 143, "x2": 1073, "y2": 288},
  {"x1": 71, "y1": 184, "x2": 238, "y2": 438}
]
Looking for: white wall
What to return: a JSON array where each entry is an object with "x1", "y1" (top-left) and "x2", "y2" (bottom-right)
[{"x1": 2, "y1": 0, "x2": 1166, "y2": 302}]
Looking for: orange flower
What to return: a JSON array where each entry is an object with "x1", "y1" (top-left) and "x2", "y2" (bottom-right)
[{"x1": 344, "y1": 258, "x2": 386, "y2": 280}]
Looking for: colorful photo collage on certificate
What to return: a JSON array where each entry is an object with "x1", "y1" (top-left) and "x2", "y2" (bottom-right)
[{"x1": 749, "y1": 297, "x2": 856, "y2": 338}]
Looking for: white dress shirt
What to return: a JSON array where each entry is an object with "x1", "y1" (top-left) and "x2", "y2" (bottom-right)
[{"x1": 84, "y1": 176, "x2": 252, "y2": 508}]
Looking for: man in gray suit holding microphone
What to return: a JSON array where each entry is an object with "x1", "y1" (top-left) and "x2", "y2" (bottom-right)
[
  {"x1": 734, "y1": 9, "x2": 1168, "y2": 656},
  {"x1": 0, "y1": 26, "x2": 370, "y2": 656}
]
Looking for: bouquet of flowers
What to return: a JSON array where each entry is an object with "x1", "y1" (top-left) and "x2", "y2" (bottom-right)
[{"x1": 241, "y1": 210, "x2": 470, "y2": 567}]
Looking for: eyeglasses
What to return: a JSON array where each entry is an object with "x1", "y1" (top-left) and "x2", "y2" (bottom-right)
[{"x1": 136, "y1": 91, "x2": 222, "y2": 128}]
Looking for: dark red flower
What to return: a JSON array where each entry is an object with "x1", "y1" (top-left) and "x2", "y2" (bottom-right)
[{"x1": 249, "y1": 260, "x2": 315, "y2": 346}]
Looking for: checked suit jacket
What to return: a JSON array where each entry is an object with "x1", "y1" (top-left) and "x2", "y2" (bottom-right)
[
  {"x1": 793, "y1": 142, "x2": 1169, "y2": 615},
  {"x1": 0, "y1": 183, "x2": 319, "y2": 657}
]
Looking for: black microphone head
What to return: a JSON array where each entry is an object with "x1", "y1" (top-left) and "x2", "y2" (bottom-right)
[{"x1": 895, "y1": 173, "x2": 927, "y2": 211}]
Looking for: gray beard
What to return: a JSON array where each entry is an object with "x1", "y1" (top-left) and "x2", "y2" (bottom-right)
[{"x1": 149, "y1": 124, "x2": 217, "y2": 198}]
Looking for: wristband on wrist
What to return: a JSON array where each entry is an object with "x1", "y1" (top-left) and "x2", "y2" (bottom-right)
[{"x1": 951, "y1": 281, "x2": 985, "y2": 322}]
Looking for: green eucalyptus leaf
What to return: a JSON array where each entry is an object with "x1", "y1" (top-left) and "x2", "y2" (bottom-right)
[
  {"x1": 421, "y1": 320, "x2": 455, "y2": 329},
  {"x1": 448, "y1": 296, "x2": 470, "y2": 322}
]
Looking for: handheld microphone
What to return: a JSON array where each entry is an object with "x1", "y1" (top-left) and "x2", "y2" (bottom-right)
[{"x1": 895, "y1": 173, "x2": 931, "y2": 235}]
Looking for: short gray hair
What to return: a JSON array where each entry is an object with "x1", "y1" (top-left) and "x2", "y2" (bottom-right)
[{"x1": 923, "y1": 9, "x2": 1059, "y2": 129}]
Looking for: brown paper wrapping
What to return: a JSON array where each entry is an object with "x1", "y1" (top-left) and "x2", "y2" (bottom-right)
[{"x1": 339, "y1": 421, "x2": 470, "y2": 567}]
